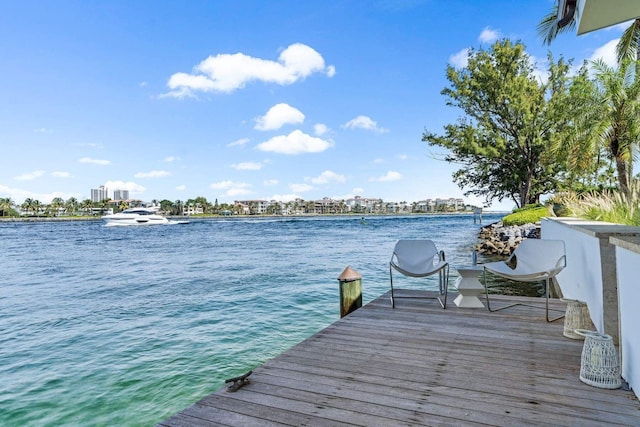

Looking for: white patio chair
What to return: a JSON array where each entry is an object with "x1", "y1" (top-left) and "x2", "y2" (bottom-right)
[
  {"x1": 482, "y1": 238, "x2": 567, "y2": 322},
  {"x1": 390, "y1": 239, "x2": 449, "y2": 309}
]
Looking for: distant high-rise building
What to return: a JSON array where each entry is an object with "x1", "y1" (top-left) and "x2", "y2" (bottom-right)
[
  {"x1": 113, "y1": 189, "x2": 129, "y2": 200},
  {"x1": 90, "y1": 185, "x2": 109, "y2": 202}
]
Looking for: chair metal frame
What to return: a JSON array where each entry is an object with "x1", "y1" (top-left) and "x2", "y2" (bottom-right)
[
  {"x1": 482, "y1": 238, "x2": 567, "y2": 322},
  {"x1": 389, "y1": 239, "x2": 450, "y2": 309}
]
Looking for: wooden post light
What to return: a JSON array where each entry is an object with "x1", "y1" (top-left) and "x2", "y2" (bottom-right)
[{"x1": 338, "y1": 266, "x2": 362, "y2": 318}]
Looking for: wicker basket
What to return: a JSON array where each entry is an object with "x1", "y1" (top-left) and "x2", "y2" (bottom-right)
[
  {"x1": 575, "y1": 329, "x2": 621, "y2": 389},
  {"x1": 560, "y1": 298, "x2": 593, "y2": 339}
]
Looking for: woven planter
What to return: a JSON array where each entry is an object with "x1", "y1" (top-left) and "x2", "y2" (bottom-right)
[
  {"x1": 560, "y1": 298, "x2": 593, "y2": 339},
  {"x1": 575, "y1": 329, "x2": 621, "y2": 389}
]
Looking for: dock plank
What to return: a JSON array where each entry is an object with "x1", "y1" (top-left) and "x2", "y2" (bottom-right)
[{"x1": 159, "y1": 292, "x2": 640, "y2": 426}]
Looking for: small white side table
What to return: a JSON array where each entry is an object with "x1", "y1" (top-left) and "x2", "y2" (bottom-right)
[{"x1": 453, "y1": 266, "x2": 485, "y2": 308}]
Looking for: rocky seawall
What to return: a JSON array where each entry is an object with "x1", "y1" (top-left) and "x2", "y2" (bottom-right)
[{"x1": 475, "y1": 221, "x2": 540, "y2": 256}]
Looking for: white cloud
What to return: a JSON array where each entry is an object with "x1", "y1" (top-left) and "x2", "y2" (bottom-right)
[
  {"x1": 256, "y1": 130, "x2": 333, "y2": 155},
  {"x1": 333, "y1": 187, "x2": 365, "y2": 200},
  {"x1": 231, "y1": 162, "x2": 262, "y2": 170},
  {"x1": 228, "y1": 137, "x2": 250, "y2": 147},
  {"x1": 14, "y1": 170, "x2": 45, "y2": 181},
  {"x1": 589, "y1": 39, "x2": 619, "y2": 67},
  {"x1": 134, "y1": 170, "x2": 171, "y2": 178},
  {"x1": 163, "y1": 43, "x2": 335, "y2": 98},
  {"x1": 263, "y1": 179, "x2": 279, "y2": 186},
  {"x1": 51, "y1": 171, "x2": 72, "y2": 178},
  {"x1": 479, "y1": 27, "x2": 500, "y2": 44},
  {"x1": 210, "y1": 180, "x2": 237, "y2": 190},
  {"x1": 290, "y1": 183, "x2": 313, "y2": 193},
  {"x1": 78, "y1": 157, "x2": 111, "y2": 165},
  {"x1": 164, "y1": 156, "x2": 179, "y2": 163},
  {"x1": 449, "y1": 48, "x2": 469, "y2": 68},
  {"x1": 210, "y1": 180, "x2": 252, "y2": 197},
  {"x1": 373, "y1": 158, "x2": 385, "y2": 164},
  {"x1": 176, "y1": 185, "x2": 186, "y2": 191},
  {"x1": 270, "y1": 193, "x2": 300, "y2": 202},
  {"x1": 310, "y1": 170, "x2": 346, "y2": 185},
  {"x1": 369, "y1": 171, "x2": 402, "y2": 182},
  {"x1": 254, "y1": 103, "x2": 305, "y2": 131},
  {"x1": 227, "y1": 187, "x2": 252, "y2": 196},
  {"x1": 34, "y1": 128, "x2": 52, "y2": 133},
  {"x1": 342, "y1": 115, "x2": 389, "y2": 133},
  {"x1": 397, "y1": 154, "x2": 408, "y2": 160},
  {"x1": 314, "y1": 123, "x2": 329, "y2": 136},
  {"x1": 0, "y1": 184, "x2": 80, "y2": 204},
  {"x1": 104, "y1": 180, "x2": 146, "y2": 195}
]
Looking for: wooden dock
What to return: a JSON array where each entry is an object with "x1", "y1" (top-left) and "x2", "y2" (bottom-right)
[{"x1": 158, "y1": 291, "x2": 640, "y2": 426}]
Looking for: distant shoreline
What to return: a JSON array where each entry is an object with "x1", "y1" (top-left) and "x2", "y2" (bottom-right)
[
  {"x1": 0, "y1": 211, "x2": 507, "y2": 223},
  {"x1": 0, "y1": 216, "x2": 102, "y2": 222}
]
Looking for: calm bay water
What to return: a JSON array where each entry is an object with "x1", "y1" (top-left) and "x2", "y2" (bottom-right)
[{"x1": 1, "y1": 213, "x2": 504, "y2": 426}]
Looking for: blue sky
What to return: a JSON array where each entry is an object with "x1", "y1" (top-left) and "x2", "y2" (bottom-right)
[{"x1": 0, "y1": 0, "x2": 629, "y2": 211}]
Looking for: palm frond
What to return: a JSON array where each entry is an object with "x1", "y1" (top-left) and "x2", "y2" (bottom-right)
[
  {"x1": 616, "y1": 19, "x2": 640, "y2": 64},
  {"x1": 537, "y1": 6, "x2": 575, "y2": 46}
]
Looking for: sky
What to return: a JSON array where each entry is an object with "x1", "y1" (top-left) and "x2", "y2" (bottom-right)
[{"x1": 0, "y1": 0, "x2": 630, "y2": 211}]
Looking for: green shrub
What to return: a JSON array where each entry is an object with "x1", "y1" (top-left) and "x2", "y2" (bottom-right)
[
  {"x1": 511, "y1": 203, "x2": 544, "y2": 213},
  {"x1": 502, "y1": 206, "x2": 552, "y2": 226},
  {"x1": 552, "y1": 183, "x2": 640, "y2": 226}
]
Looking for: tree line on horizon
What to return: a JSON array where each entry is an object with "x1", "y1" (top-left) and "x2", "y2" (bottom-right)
[{"x1": 0, "y1": 196, "x2": 472, "y2": 218}]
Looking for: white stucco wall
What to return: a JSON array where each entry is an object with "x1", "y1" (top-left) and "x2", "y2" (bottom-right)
[
  {"x1": 611, "y1": 237, "x2": 640, "y2": 400},
  {"x1": 541, "y1": 218, "x2": 605, "y2": 332},
  {"x1": 542, "y1": 217, "x2": 640, "y2": 346}
]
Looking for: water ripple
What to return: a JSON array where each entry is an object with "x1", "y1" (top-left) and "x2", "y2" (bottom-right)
[{"x1": 0, "y1": 214, "x2": 506, "y2": 426}]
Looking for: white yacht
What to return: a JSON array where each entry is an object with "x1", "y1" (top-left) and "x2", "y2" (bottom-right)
[{"x1": 102, "y1": 207, "x2": 170, "y2": 226}]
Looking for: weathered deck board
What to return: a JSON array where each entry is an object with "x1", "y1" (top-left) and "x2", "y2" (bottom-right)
[{"x1": 159, "y1": 291, "x2": 640, "y2": 426}]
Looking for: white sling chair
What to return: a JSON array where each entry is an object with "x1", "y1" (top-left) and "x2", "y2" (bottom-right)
[
  {"x1": 390, "y1": 239, "x2": 449, "y2": 309},
  {"x1": 482, "y1": 238, "x2": 567, "y2": 322}
]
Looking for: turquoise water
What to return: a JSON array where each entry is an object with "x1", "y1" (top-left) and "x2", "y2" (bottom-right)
[{"x1": 0, "y1": 214, "x2": 503, "y2": 426}]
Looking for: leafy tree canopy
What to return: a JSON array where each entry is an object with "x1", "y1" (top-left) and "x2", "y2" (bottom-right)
[{"x1": 423, "y1": 39, "x2": 576, "y2": 208}]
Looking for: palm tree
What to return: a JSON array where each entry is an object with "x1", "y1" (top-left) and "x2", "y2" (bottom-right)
[
  {"x1": 560, "y1": 59, "x2": 640, "y2": 195},
  {"x1": 21, "y1": 198, "x2": 41, "y2": 216},
  {"x1": 30, "y1": 199, "x2": 42, "y2": 217},
  {"x1": 538, "y1": 2, "x2": 640, "y2": 65},
  {"x1": 49, "y1": 197, "x2": 64, "y2": 217},
  {"x1": 98, "y1": 198, "x2": 111, "y2": 215},
  {"x1": 21, "y1": 198, "x2": 32, "y2": 215},
  {"x1": 616, "y1": 20, "x2": 640, "y2": 65},
  {"x1": 0, "y1": 197, "x2": 14, "y2": 216},
  {"x1": 537, "y1": 3, "x2": 575, "y2": 46},
  {"x1": 66, "y1": 197, "x2": 78, "y2": 216},
  {"x1": 80, "y1": 199, "x2": 94, "y2": 215},
  {"x1": 539, "y1": 3, "x2": 640, "y2": 195},
  {"x1": 591, "y1": 59, "x2": 640, "y2": 195}
]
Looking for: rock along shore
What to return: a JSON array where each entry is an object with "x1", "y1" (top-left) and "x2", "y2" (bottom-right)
[{"x1": 475, "y1": 221, "x2": 540, "y2": 256}]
